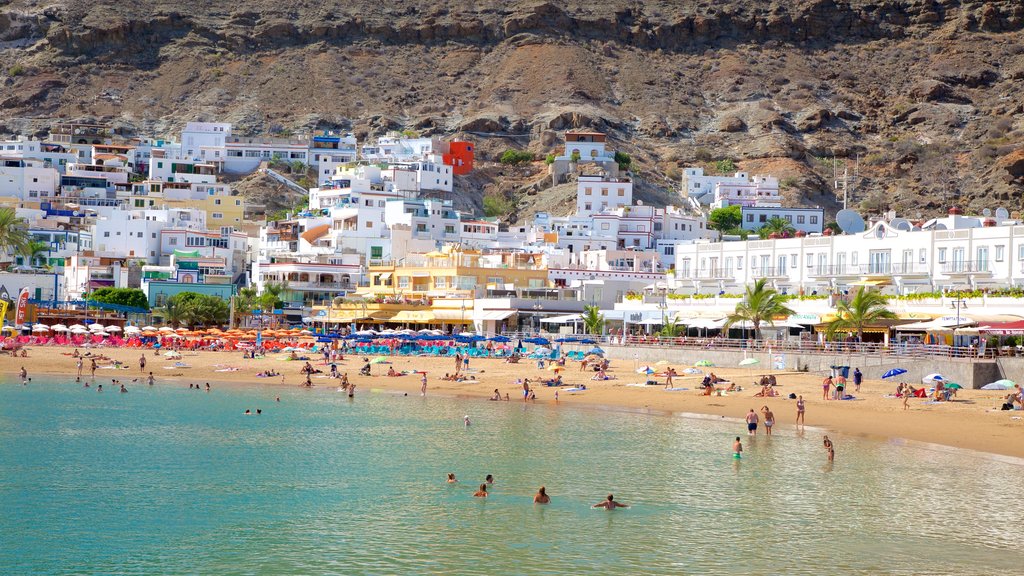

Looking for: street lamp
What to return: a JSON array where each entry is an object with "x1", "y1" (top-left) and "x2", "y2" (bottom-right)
[
  {"x1": 532, "y1": 300, "x2": 543, "y2": 334},
  {"x1": 950, "y1": 297, "x2": 968, "y2": 349}
]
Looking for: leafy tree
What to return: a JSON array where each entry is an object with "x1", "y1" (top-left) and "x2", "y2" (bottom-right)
[
  {"x1": 758, "y1": 216, "x2": 796, "y2": 239},
  {"x1": 570, "y1": 150, "x2": 581, "y2": 163},
  {"x1": 715, "y1": 158, "x2": 736, "y2": 174},
  {"x1": 724, "y1": 278, "x2": 795, "y2": 340},
  {"x1": 544, "y1": 153, "x2": 556, "y2": 165},
  {"x1": 160, "y1": 292, "x2": 229, "y2": 327},
  {"x1": 483, "y1": 193, "x2": 515, "y2": 217},
  {"x1": 659, "y1": 313, "x2": 682, "y2": 337},
  {"x1": 88, "y1": 288, "x2": 150, "y2": 311},
  {"x1": 827, "y1": 287, "x2": 897, "y2": 342},
  {"x1": 614, "y1": 151, "x2": 632, "y2": 171},
  {"x1": 499, "y1": 150, "x2": 534, "y2": 165},
  {"x1": 289, "y1": 160, "x2": 306, "y2": 174},
  {"x1": 233, "y1": 282, "x2": 287, "y2": 327},
  {"x1": 582, "y1": 304, "x2": 605, "y2": 335},
  {"x1": 0, "y1": 208, "x2": 30, "y2": 264},
  {"x1": 708, "y1": 205, "x2": 742, "y2": 233}
]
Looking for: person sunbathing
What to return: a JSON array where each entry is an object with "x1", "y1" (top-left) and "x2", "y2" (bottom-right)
[{"x1": 387, "y1": 367, "x2": 398, "y2": 377}]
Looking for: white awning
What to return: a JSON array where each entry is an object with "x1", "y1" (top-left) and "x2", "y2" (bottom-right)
[
  {"x1": 897, "y1": 317, "x2": 976, "y2": 331},
  {"x1": 475, "y1": 310, "x2": 516, "y2": 321},
  {"x1": 540, "y1": 314, "x2": 582, "y2": 324},
  {"x1": 685, "y1": 318, "x2": 727, "y2": 330}
]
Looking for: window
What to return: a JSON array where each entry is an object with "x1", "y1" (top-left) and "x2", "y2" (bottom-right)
[
  {"x1": 851, "y1": 252, "x2": 859, "y2": 266},
  {"x1": 617, "y1": 188, "x2": 624, "y2": 196},
  {"x1": 736, "y1": 257, "x2": 743, "y2": 270},
  {"x1": 365, "y1": 221, "x2": 372, "y2": 228},
  {"x1": 584, "y1": 203, "x2": 592, "y2": 211},
  {"x1": 433, "y1": 277, "x2": 447, "y2": 289},
  {"x1": 746, "y1": 214, "x2": 754, "y2": 222},
  {"x1": 601, "y1": 188, "x2": 608, "y2": 196},
  {"x1": 806, "y1": 253, "x2": 813, "y2": 268},
  {"x1": 791, "y1": 254, "x2": 798, "y2": 268},
  {"x1": 444, "y1": 225, "x2": 455, "y2": 234},
  {"x1": 785, "y1": 215, "x2": 792, "y2": 222},
  {"x1": 169, "y1": 237, "x2": 177, "y2": 245},
  {"x1": 214, "y1": 199, "x2": 221, "y2": 205},
  {"x1": 938, "y1": 248, "x2": 947, "y2": 263},
  {"x1": 212, "y1": 213, "x2": 223, "y2": 219},
  {"x1": 664, "y1": 246, "x2": 674, "y2": 256},
  {"x1": 137, "y1": 232, "x2": 143, "y2": 238},
  {"x1": 1019, "y1": 245, "x2": 1024, "y2": 260},
  {"x1": 585, "y1": 187, "x2": 592, "y2": 196},
  {"x1": 398, "y1": 276, "x2": 410, "y2": 289},
  {"x1": 157, "y1": 162, "x2": 163, "y2": 168},
  {"x1": 759, "y1": 214, "x2": 767, "y2": 223},
  {"x1": 601, "y1": 223, "x2": 610, "y2": 230},
  {"x1": 996, "y1": 245, "x2": 1005, "y2": 262},
  {"x1": 810, "y1": 215, "x2": 818, "y2": 224},
  {"x1": 919, "y1": 248, "x2": 927, "y2": 264},
  {"x1": 152, "y1": 233, "x2": 157, "y2": 239},
  {"x1": 103, "y1": 231, "x2": 110, "y2": 238},
  {"x1": 797, "y1": 215, "x2": 805, "y2": 224}
]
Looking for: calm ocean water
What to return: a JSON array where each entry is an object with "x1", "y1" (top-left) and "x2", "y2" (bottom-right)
[{"x1": 0, "y1": 378, "x2": 1020, "y2": 575}]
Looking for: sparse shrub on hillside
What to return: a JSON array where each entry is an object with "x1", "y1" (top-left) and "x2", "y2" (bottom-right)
[
  {"x1": 8, "y1": 64, "x2": 25, "y2": 77},
  {"x1": 570, "y1": 150, "x2": 581, "y2": 163},
  {"x1": 499, "y1": 149, "x2": 534, "y2": 165},
  {"x1": 714, "y1": 158, "x2": 736, "y2": 174},
  {"x1": 544, "y1": 153, "x2": 556, "y2": 165},
  {"x1": 483, "y1": 192, "x2": 515, "y2": 217},
  {"x1": 614, "y1": 151, "x2": 632, "y2": 171},
  {"x1": 780, "y1": 177, "x2": 797, "y2": 189},
  {"x1": 694, "y1": 148, "x2": 713, "y2": 162}
]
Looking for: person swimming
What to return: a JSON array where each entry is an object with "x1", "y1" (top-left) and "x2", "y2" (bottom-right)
[
  {"x1": 120, "y1": 384, "x2": 127, "y2": 393},
  {"x1": 485, "y1": 474, "x2": 494, "y2": 484},
  {"x1": 464, "y1": 415, "x2": 471, "y2": 427},
  {"x1": 533, "y1": 486, "x2": 550, "y2": 504},
  {"x1": 593, "y1": 494, "x2": 628, "y2": 509},
  {"x1": 733, "y1": 436, "x2": 743, "y2": 459},
  {"x1": 446, "y1": 473, "x2": 458, "y2": 483},
  {"x1": 473, "y1": 483, "x2": 488, "y2": 498}
]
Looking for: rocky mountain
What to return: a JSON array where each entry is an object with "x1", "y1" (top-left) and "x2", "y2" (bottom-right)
[{"x1": 1, "y1": 1, "x2": 1023, "y2": 219}]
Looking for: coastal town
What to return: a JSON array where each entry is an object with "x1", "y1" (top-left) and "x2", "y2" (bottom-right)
[{"x1": 2, "y1": 121, "x2": 1024, "y2": 382}]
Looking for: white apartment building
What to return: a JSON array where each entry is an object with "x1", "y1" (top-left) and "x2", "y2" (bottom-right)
[
  {"x1": 674, "y1": 212, "x2": 1024, "y2": 295},
  {"x1": 682, "y1": 167, "x2": 781, "y2": 207},
  {"x1": 92, "y1": 207, "x2": 207, "y2": 262},
  {"x1": 576, "y1": 175, "x2": 632, "y2": 216},
  {"x1": 0, "y1": 156, "x2": 59, "y2": 200},
  {"x1": 0, "y1": 138, "x2": 79, "y2": 174},
  {"x1": 224, "y1": 134, "x2": 309, "y2": 173},
  {"x1": 360, "y1": 136, "x2": 439, "y2": 163},
  {"x1": 181, "y1": 122, "x2": 231, "y2": 163},
  {"x1": 741, "y1": 206, "x2": 825, "y2": 235}
]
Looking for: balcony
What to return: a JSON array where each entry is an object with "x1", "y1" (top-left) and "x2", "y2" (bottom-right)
[
  {"x1": 810, "y1": 263, "x2": 931, "y2": 278},
  {"x1": 751, "y1": 266, "x2": 788, "y2": 279},
  {"x1": 941, "y1": 261, "x2": 992, "y2": 275},
  {"x1": 687, "y1": 268, "x2": 733, "y2": 280}
]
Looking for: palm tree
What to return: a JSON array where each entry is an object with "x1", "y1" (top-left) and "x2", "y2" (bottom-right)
[
  {"x1": 23, "y1": 240, "x2": 50, "y2": 268},
  {"x1": 659, "y1": 312, "x2": 683, "y2": 337},
  {"x1": 0, "y1": 208, "x2": 30, "y2": 264},
  {"x1": 581, "y1": 304, "x2": 605, "y2": 335},
  {"x1": 827, "y1": 286, "x2": 897, "y2": 342},
  {"x1": 724, "y1": 278, "x2": 795, "y2": 340},
  {"x1": 758, "y1": 216, "x2": 796, "y2": 239}
]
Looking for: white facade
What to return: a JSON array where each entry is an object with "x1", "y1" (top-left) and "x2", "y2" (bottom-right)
[
  {"x1": 181, "y1": 122, "x2": 231, "y2": 160},
  {"x1": 360, "y1": 136, "x2": 439, "y2": 163},
  {"x1": 710, "y1": 174, "x2": 781, "y2": 209},
  {"x1": 92, "y1": 208, "x2": 207, "y2": 262},
  {"x1": 674, "y1": 217, "x2": 1024, "y2": 295},
  {"x1": 741, "y1": 206, "x2": 825, "y2": 234},
  {"x1": 0, "y1": 138, "x2": 78, "y2": 174},
  {"x1": 0, "y1": 157, "x2": 59, "y2": 201},
  {"x1": 576, "y1": 175, "x2": 632, "y2": 216},
  {"x1": 682, "y1": 167, "x2": 758, "y2": 205}
]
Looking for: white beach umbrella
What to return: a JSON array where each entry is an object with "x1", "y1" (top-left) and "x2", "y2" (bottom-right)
[
  {"x1": 104, "y1": 325, "x2": 122, "y2": 332},
  {"x1": 70, "y1": 326, "x2": 89, "y2": 334},
  {"x1": 51, "y1": 324, "x2": 68, "y2": 332},
  {"x1": 142, "y1": 326, "x2": 157, "y2": 331},
  {"x1": 175, "y1": 327, "x2": 188, "y2": 332},
  {"x1": 159, "y1": 327, "x2": 175, "y2": 332},
  {"x1": 89, "y1": 324, "x2": 106, "y2": 331},
  {"x1": 123, "y1": 325, "x2": 140, "y2": 332},
  {"x1": 68, "y1": 324, "x2": 86, "y2": 331},
  {"x1": 31, "y1": 324, "x2": 50, "y2": 332},
  {"x1": 92, "y1": 330, "x2": 108, "y2": 337}
]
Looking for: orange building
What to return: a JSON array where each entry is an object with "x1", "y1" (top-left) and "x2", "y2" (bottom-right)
[{"x1": 443, "y1": 141, "x2": 474, "y2": 175}]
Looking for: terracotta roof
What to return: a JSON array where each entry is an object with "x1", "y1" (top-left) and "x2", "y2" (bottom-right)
[{"x1": 300, "y1": 224, "x2": 331, "y2": 243}]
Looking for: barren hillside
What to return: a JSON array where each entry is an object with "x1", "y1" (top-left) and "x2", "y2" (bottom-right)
[{"x1": 1, "y1": 1, "x2": 1023, "y2": 218}]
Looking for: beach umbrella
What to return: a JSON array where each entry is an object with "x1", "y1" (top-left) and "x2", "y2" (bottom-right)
[
  {"x1": 945, "y1": 383, "x2": 963, "y2": 390},
  {"x1": 921, "y1": 373, "x2": 945, "y2": 384},
  {"x1": 694, "y1": 360, "x2": 714, "y2": 367},
  {"x1": 882, "y1": 368, "x2": 908, "y2": 379},
  {"x1": 142, "y1": 326, "x2": 157, "y2": 331},
  {"x1": 587, "y1": 346, "x2": 605, "y2": 356},
  {"x1": 89, "y1": 324, "x2": 106, "y2": 331},
  {"x1": 159, "y1": 327, "x2": 175, "y2": 332},
  {"x1": 70, "y1": 326, "x2": 89, "y2": 334},
  {"x1": 68, "y1": 324, "x2": 86, "y2": 331},
  {"x1": 31, "y1": 324, "x2": 49, "y2": 332},
  {"x1": 104, "y1": 325, "x2": 122, "y2": 332},
  {"x1": 739, "y1": 358, "x2": 760, "y2": 367},
  {"x1": 548, "y1": 365, "x2": 565, "y2": 372},
  {"x1": 51, "y1": 324, "x2": 68, "y2": 332},
  {"x1": 175, "y1": 327, "x2": 188, "y2": 332},
  {"x1": 683, "y1": 368, "x2": 703, "y2": 375},
  {"x1": 981, "y1": 379, "x2": 1015, "y2": 390},
  {"x1": 636, "y1": 366, "x2": 656, "y2": 375},
  {"x1": 370, "y1": 356, "x2": 388, "y2": 364}
]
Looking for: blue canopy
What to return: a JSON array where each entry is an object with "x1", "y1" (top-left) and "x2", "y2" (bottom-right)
[
  {"x1": 523, "y1": 337, "x2": 550, "y2": 346},
  {"x1": 587, "y1": 346, "x2": 605, "y2": 355},
  {"x1": 489, "y1": 335, "x2": 511, "y2": 343},
  {"x1": 881, "y1": 368, "x2": 908, "y2": 379}
]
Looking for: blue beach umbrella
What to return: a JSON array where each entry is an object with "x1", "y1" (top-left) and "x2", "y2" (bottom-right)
[{"x1": 882, "y1": 368, "x2": 908, "y2": 379}]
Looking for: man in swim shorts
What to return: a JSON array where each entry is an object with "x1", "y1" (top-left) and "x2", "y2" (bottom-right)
[
  {"x1": 733, "y1": 436, "x2": 743, "y2": 458},
  {"x1": 745, "y1": 408, "x2": 759, "y2": 435}
]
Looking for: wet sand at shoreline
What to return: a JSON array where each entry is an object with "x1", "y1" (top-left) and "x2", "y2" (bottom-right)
[{"x1": 3, "y1": 347, "x2": 1023, "y2": 459}]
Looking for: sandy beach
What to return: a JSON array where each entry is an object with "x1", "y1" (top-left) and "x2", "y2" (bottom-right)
[{"x1": 4, "y1": 346, "x2": 1023, "y2": 460}]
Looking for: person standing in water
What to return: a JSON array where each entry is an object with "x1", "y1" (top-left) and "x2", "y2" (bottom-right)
[
  {"x1": 823, "y1": 435, "x2": 835, "y2": 462},
  {"x1": 733, "y1": 436, "x2": 743, "y2": 459},
  {"x1": 421, "y1": 373, "x2": 428, "y2": 396},
  {"x1": 745, "y1": 408, "x2": 759, "y2": 435},
  {"x1": 147, "y1": 372, "x2": 155, "y2": 386},
  {"x1": 593, "y1": 494, "x2": 628, "y2": 509},
  {"x1": 533, "y1": 487, "x2": 550, "y2": 504},
  {"x1": 761, "y1": 406, "x2": 775, "y2": 436},
  {"x1": 796, "y1": 395, "x2": 806, "y2": 427},
  {"x1": 77, "y1": 358, "x2": 84, "y2": 379},
  {"x1": 473, "y1": 484, "x2": 489, "y2": 498},
  {"x1": 485, "y1": 474, "x2": 494, "y2": 485},
  {"x1": 19, "y1": 366, "x2": 27, "y2": 384}
]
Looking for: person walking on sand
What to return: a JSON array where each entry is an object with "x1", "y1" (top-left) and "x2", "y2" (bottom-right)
[
  {"x1": 902, "y1": 391, "x2": 910, "y2": 411},
  {"x1": 745, "y1": 408, "x2": 759, "y2": 435},
  {"x1": 733, "y1": 436, "x2": 743, "y2": 459},
  {"x1": 454, "y1": 352, "x2": 462, "y2": 375},
  {"x1": 761, "y1": 406, "x2": 775, "y2": 436},
  {"x1": 823, "y1": 435, "x2": 835, "y2": 461},
  {"x1": 822, "y1": 375, "x2": 833, "y2": 400},
  {"x1": 853, "y1": 367, "x2": 863, "y2": 393},
  {"x1": 139, "y1": 354, "x2": 146, "y2": 374},
  {"x1": 534, "y1": 486, "x2": 550, "y2": 504},
  {"x1": 77, "y1": 357, "x2": 84, "y2": 379},
  {"x1": 665, "y1": 367, "x2": 675, "y2": 389},
  {"x1": 593, "y1": 494, "x2": 628, "y2": 509},
  {"x1": 796, "y1": 395, "x2": 806, "y2": 426}
]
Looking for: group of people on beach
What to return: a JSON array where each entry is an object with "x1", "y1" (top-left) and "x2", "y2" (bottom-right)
[
  {"x1": 447, "y1": 473, "x2": 628, "y2": 509},
  {"x1": 733, "y1": 432, "x2": 833, "y2": 462}
]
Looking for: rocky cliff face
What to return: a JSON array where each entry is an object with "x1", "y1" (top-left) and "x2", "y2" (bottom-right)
[{"x1": 1, "y1": 1, "x2": 1023, "y2": 217}]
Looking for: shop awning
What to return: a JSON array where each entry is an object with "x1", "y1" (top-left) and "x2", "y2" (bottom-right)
[
  {"x1": 980, "y1": 320, "x2": 1024, "y2": 335},
  {"x1": 849, "y1": 279, "x2": 890, "y2": 286},
  {"x1": 896, "y1": 317, "x2": 976, "y2": 331},
  {"x1": 475, "y1": 310, "x2": 516, "y2": 321},
  {"x1": 327, "y1": 310, "x2": 369, "y2": 322},
  {"x1": 389, "y1": 310, "x2": 435, "y2": 323},
  {"x1": 433, "y1": 309, "x2": 473, "y2": 323},
  {"x1": 369, "y1": 311, "x2": 398, "y2": 322},
  {"x1": 541, "y1": 314, "x2": 582, "y2": 324},
  {"x1": 377, "y1": 272, "x2": 392, "y2": 281}
]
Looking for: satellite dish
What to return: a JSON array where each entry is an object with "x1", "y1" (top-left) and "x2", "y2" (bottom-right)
[
  {"x1": 982, "y1": 208, "x2": 992, "y2": 217},
  {"x1": 835, "y1": 209, "x2": 866, "y2": 234},
  {"x1": 890, "y1": 218, "x2": 912, "y2": 231},
  {"x1": 996, "y1": 207, "x2": 1009, "y2": 220},
  {"x1": 933, "y1": 223, "x2": 947, "y2": 231}
]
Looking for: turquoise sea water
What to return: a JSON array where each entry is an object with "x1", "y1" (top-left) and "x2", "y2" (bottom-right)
[{"x1": 1, "y1": 379, "x2": 1021, "y2": 575}]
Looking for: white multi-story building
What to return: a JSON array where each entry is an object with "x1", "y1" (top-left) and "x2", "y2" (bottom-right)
[
  {"x1": 674, "y1": 210, "x2": 1024, "y2": 295},
  {"x1": 741, "y1": 206, "x2": 825, "y2": 235},
  {"x1": 224, "y1": 134, "x2": 309, "y2": 173},
  {"x1": 92, "y1": 207, "x2": 207, "y2": 262},
  {"x1": 682, "y1": 167, "x2": 782, "y2": 208},
  {"x1": 0, "y1": 156, "x2": 59, "y2": 201},
  {"x1": 0, "y1": 138, "x2": 79, "y2": 174},
  {"x1": 181, "y1": 122, "x2": 231, "y2": 163},
  {"x1": 576, "y1": 175, "x2": 632, "y2": 216},
  {"x1": 360, "y1": 135, "x2": 439, "y2": 163}
]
